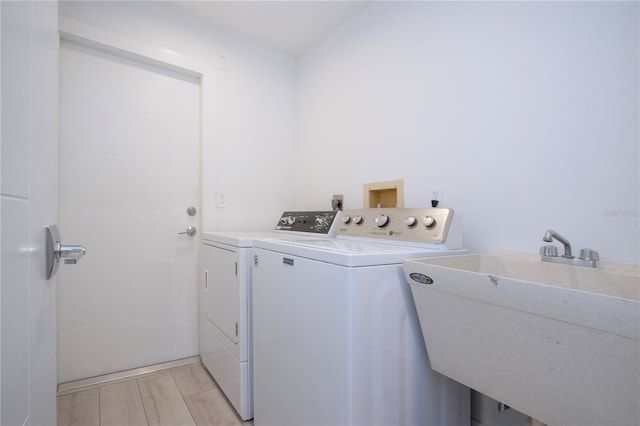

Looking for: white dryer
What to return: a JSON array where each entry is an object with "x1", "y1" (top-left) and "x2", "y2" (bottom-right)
[
  {"x1": 251, "y1": 208, "x2": 471, "y2": 426},
  {"x1": 199, "y1": 211, "x2": 342, "y2": 420}
]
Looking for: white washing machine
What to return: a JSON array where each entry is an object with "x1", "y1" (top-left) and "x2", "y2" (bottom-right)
[
  {"x1": 252, "y1": 208, "x2": 471, "y2": 426},
  {"x1": 199, "y1": 211, "x2": 342, "y2": 420}
]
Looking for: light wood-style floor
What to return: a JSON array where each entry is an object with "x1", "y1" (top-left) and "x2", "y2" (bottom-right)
[{"x1": 57, "y1": 363, "x2": 252, "y2": 426}]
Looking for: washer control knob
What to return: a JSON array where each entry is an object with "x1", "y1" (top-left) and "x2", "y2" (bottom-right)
[
  {"x1": 315, "y1": 217, "x2": 326, "y2": 227},
  {"x1": 287, "y1": 216, "x2": 296, "y2": 225},
  {"x1": 422, "y1": 216, "x2": 436, "y2": 228},
  {"x1": 375, "y1": 214, "x2": 389, "y2": 227},
  {"x1": 342, "y1": 215, "x2": 351, "y2": 224},
  {"x1": 353, "y1": 215, "x2": 363, "y2": 225},
  {"x1": 405, "y1": 216, "x2": 417, "y2": 227}
]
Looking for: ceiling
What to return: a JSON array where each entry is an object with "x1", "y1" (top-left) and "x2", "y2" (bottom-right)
[{"x1": 160, "y1": 1, "x2": 369, "y2": 55}]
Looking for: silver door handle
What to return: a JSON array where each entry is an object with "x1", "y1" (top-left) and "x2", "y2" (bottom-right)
[
  {"x1": 45, "y1": 225, "x2": 86, "y2": 279},
  {"x1": 178, "y1": 226, "x2": 197, "y2": 237},
  {"x1": 58, "y1": 245, "x2": 86, "y2": 261}
]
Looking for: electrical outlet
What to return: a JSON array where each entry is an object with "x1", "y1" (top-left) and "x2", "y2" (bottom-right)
[
  {"x1": 430, "y1": 187, "x2": 443, "y2": 206},
  {"x1": 332, "y1": 194, "x2": 344, "y2": 211},
  {"x1": 217, "y1": 192, "x2": 226, "y2": 208}
]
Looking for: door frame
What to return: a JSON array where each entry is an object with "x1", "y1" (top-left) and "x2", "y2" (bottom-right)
[{"x1": 59, "y1": 16, "x2": 205, "y2": 80}]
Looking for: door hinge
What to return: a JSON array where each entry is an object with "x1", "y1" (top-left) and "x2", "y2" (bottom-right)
[{"x1": 235, "y1": 322, "x2": 238, "y2": 336}]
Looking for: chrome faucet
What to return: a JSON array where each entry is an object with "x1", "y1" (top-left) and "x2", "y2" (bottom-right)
[
  {"x1": 542, "y1": 230, "x2": 573, "y2": 258},
  {"x1": 540, "y1": 229, "x2": 599, "y2": 268}
]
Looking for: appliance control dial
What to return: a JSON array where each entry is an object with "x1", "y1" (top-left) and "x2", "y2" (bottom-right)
[
  {"x1": 375, "y1": 214, "x2": 389, "y2": 227},
  {"x1": 353, "y1": 215, "x2": 363, "y2": 225},
  {"x1": 405, "y1": 216, "x2": 417, "y2": 227},
  {"x1": 315, "y1": 217, "x2": 326, "y2": 227},
  {"x1": 342, "y1": 215, "x2": 351, "y2": 224},
  {"x1": 422, "y1": 216, "x2": 436, "y2": 228},
  {"x1": 287, "y1": 216, "x2": 296, "y2": 225}
]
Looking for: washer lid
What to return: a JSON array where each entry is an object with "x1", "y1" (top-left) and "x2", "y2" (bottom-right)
[{"x1": 252, "y1": 237, "x2": 467, "y2": 267}]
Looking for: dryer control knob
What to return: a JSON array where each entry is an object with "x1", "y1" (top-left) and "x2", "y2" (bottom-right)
[
  {"x1": 342, "y1": 215, "x2": 351, "y2": 224},
  {"x1": 422, "y1": 216, "x2": 436, "y2": 228},
  {"x1": 286, "y1": 216, "x2": 296, "y2": 225},
  {"x1": 315, "y1": 217, "x2": 326, "y2": 227},
  {"x1": 375, "y1": 214, "x2": 389, "y2": 227},
  {"x1": 405, "y1": 216, "x2": 417, "y2": 227},
  {"x1": 353, "y1": 215, "x2": 363, "y2": 225}
]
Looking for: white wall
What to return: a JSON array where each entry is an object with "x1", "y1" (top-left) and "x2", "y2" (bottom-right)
[
  {"x1": 59, "y1": 1, "x2": 298, "y2": 232},
  {"x1": 296, "y1": 1, "x2": 639, "y2": 264}
]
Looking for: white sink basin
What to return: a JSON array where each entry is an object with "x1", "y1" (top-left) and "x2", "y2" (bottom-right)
[{"x1": 404, "y1": 252, "x2": 639, "y2": 426}]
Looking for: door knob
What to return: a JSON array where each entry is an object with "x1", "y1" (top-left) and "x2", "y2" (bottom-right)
[
  {"x1": 178, "y1": 226, "x2": 197, "y2": 237},
  {"x1": 45, "y1": 225, "x2": 86, "y2": 280}
]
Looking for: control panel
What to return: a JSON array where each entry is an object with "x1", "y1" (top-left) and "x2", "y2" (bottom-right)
[
  {"x1": 274, "y1": 211, "x2": 342, "y2": 235},
  {"x1": 337, "y1": 208, "x2": 461, "y2": 246}
]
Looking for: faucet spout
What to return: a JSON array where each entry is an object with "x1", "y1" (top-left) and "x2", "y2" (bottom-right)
[
  {"x1": 540, "y1": 229, "x2": 598, "y2": 267},
  {"x1": 542, "y1": 230, "x2": 573, "y2": 258}
]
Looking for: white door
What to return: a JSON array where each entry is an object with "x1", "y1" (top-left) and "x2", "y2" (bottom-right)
[
  {"x1": 57, "y1": 40, "x2": 201, "y2": 383},
  {"x1": 1, "y1": 1, "x2": 59, "y2": 425}
]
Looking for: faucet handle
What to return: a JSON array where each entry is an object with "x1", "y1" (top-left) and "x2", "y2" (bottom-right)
[
  {"x1": 540, "y1": 245, "x2": 559, "y2": 257},
  {"x1": 579, "y1": 248, "x2": 600, "y2": 262}
]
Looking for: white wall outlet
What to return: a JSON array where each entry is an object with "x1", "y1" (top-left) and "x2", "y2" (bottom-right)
[
  {"x1": 431, "y1": 188, "x2": 442, "y2": 200},
  {"x1": 217, "y1": 192, "x2": 226, "y2": 208},
  {"x1": 430, "y1": 187, "x2": 443, "y2": 206}
]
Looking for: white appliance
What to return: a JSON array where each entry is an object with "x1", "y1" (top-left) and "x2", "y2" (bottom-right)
[
  {"x1": 199, "y1": 211, "x2": 342, "y2": 420},
  {"x1": 252, "y1": 208, "x2": 471, "y2": 426}
]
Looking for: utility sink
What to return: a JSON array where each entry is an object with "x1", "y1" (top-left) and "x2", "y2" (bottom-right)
[{"x1": 404, "y1": 252, "x2": 639, "y2": 426}]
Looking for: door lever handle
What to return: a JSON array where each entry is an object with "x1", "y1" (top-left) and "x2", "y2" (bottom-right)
[
  {"x1": 45, "y1": 225, "x2": 86, "y2": 279},
  {"x1": 178, "y1": 226, "x2": 197, "y2": 237},
  {"x1": 58, "y1": 245, "x2": 86, "y2": 264}
]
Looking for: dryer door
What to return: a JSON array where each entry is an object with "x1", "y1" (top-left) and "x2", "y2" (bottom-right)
[{"x1": 201, "y1": 243, "x2": 239, "y2": 344}]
